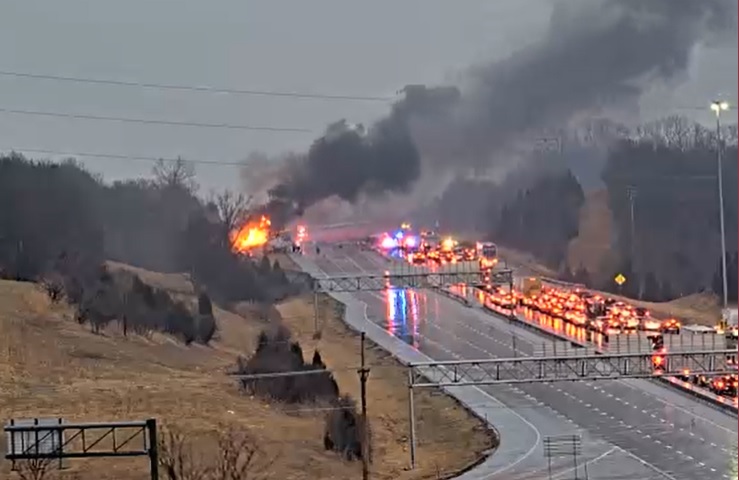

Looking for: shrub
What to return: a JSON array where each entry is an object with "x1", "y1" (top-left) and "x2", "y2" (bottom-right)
[
  {"x1": 236, "y1": 326, "x2": 339, "y2": 404},
  {"x1": 323, "y1": 395, "x2": 369, "y2": 462}
]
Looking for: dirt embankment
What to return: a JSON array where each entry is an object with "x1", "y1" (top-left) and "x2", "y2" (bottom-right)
[{"x1": 0, "y1": 260, "x2": 494, "y2": 480}]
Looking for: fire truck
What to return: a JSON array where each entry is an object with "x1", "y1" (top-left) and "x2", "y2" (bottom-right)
[{"x1": 476, "y1": 242, "x2": 498, "y2": 269}]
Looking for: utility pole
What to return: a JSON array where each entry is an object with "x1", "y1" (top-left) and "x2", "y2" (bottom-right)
[
  {"x1": 711, "y1": 100, "x2": 730, "y2": 309},
  {"x1": 359, "y1": 332, "x2": 370, "y2": 480},
  {"x1": 313, "y1": 290, "x2": 320, "y2": 334},
  {"x1": 626, "y1": 186, "x2": 638, "y2": 296}
]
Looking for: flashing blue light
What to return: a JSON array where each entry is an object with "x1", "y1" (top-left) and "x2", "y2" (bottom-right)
[
  {"x1": 399, "y1": 290, "x2": 407, "y2": 323},
  {"x1": 394, "y1": 230, "x2": 404, "y2": 240},
  {"x1": 388, "y1": 288, "x2": 407, "y2": 323}
]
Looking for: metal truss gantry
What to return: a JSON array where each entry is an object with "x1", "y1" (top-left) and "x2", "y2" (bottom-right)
[
  {"x1": 405, "y1": 348, "x2": 735, "y2": 469},
  {"x1": 313, "y1": 268, "x2": 513, "y2": 293},
  {"x1": 4, "y1": 419, "x2": 159, "y2": 479},
  {"x1": 408, "y1": 349, "x2": 736, "y2": 387}
]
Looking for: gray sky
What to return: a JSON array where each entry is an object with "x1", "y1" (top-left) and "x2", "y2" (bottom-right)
[{"x1": 0, "y1": 0, "x2": 736, "y2": 191}]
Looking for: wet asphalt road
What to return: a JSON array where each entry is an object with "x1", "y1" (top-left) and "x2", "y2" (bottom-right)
[{"x1": 308, "y1": 244, "x2": 738, "y2": 480}]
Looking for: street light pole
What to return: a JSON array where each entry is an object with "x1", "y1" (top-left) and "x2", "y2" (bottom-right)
[{"x1": 711, "y1": 100, "x2": 730, "y2": 309}]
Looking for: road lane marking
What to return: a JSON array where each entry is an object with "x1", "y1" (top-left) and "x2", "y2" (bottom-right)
[
  {"x1": 550, "y1": 447, "x2": 617, "y2": 479},
  {"x1": 314, "y1": 249, "x2": 709, "y2": 479},
  {"x1": 616, "y1": 446, "x2": 679, "y2": 480}
]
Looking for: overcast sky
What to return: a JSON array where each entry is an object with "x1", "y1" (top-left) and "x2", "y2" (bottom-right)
[{"x1": 0, "y1": 0, "x2": 736, "y2": 191}]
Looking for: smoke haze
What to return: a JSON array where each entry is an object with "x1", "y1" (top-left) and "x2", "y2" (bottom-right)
[
  {"x1": 247, "y1": 0, "x2": 736, "y2": 225},
  {"x1": 418, "y1": 0, "x2": 736, "y2": 169}
]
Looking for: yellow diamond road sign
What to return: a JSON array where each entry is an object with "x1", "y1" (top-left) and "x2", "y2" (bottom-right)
[{"x1": 614, "y1": 273, "x2": 626, "y2": 286}]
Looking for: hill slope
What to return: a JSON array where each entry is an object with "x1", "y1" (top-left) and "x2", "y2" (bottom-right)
[
  {"x1": 567, "y1": 189, "x2": 613, "y2": 274},
  {"x1": 0, "y1": 265, "x2": 493, "y2": 480}
]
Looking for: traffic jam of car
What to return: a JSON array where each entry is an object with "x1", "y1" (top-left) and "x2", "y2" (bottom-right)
[
  {"x1": 483, "y1": 279, "x2": 737, "y2": 402},
  {"x1": 374, "y1": 225, "x2": 737, "y2": 405},
  {"x1": 375, "y1": 224, "x2": 499, "y2": 269}
]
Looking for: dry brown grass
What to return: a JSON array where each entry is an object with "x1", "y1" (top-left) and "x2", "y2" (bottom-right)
[
  {"x1": 567, "y1": 190, "x2": 613, "y2": 274},
  {"x1": 496, "y1": 246, "x2": 557, "y2": 278},
  {"x1": 277, "y1": 296, "x2": 494, "y2": 480},
  {"x1": 0, "y1": 260, "x2": 493, "y2": 480},
  {"x1": 592, "y1": 291, "x2": 722, "y2": 326}
]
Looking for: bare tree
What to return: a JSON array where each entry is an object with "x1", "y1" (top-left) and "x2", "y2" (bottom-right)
[
  {"x1": 12, "y1": 457, "x2": 54, "y2": 480},
  {"x1": 158, "y1": 426, "x2": 209, "y2": 480},
  {"x1": 659, "y1": 115, "x2": 692, "y2": 150},
  {"x1": 215, "y1": 190, "x2": 252, "y2": 232},
  {"x1": 158, "y1": 425, "x2": 275, "y2": 480},
  {"x1": 212, "y1": 427, "x2": 275, "y2": 480},
  {"x1": 153, "y1": 157, "x2": 197, "y2": 192},
  {"x1": 40, "y1": 272, "x2": 65, "y2": 303}
]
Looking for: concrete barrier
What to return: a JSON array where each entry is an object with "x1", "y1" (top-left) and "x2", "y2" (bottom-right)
[
  {"x1": 664, "y1": 377, "x2": 739, "y2": 416},
  {"x1": 435, "y1": 287, "x2": 473, "y2": 307},
  {"x1": 287, "y1": 253, "x2": 552, "y2": 479},
  {"x1": 443, "y1": 286, "x2": 739, "y2": 414}
]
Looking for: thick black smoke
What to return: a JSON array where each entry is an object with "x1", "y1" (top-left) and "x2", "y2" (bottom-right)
[
  {"x1": 256, "y1": 0, "x2": 735, "y2": 225},
  {"x1": 263, "y1": 85, "x2": 458, "y2": 226}
]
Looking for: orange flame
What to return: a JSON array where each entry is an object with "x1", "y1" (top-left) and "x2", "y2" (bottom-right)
[
  {"x1": 231, "y1": 215, "x2": 271, "y2": 253},
  {"x1": 296, "y1": 224, "x2": 307, "y2": 245}
]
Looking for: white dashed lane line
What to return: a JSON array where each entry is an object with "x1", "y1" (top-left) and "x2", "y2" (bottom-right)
[{"x1": 327, "y1": 252, "x2": 737, "y2": 478}]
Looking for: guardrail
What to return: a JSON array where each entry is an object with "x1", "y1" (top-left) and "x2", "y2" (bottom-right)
[
  {"x1": 441, "y1": 286, "x2": 738, "y2": 413},
  {"x1": 539, "y1": 276, "x2": 586, "y2": 290}
]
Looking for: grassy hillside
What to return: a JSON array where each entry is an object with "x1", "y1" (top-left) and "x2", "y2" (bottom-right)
[
  {"x1": 566, "y1": 189, "x2": 613, "y2": 275},
  {"x1": 0, "y1": 264, "x2": 493, "y2": 480}
]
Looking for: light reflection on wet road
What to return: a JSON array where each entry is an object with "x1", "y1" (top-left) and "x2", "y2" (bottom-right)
[
  {"x1": 307, "y1": 244, "x2": 738, "y2": 480},
  {"x1": 384, "y1": 287, "x2": 421, "y2": 348}
]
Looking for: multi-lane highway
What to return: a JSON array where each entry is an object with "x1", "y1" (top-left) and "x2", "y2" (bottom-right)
[{"x1": 304, "y1": 243, "x2": 737, "y2": 480}]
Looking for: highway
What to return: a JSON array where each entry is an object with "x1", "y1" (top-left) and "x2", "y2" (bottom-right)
[{"x1": 307, "y1": 243, "x2": 738, "y2": 480}]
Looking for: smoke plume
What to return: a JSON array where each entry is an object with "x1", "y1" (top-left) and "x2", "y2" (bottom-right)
[
  {"x1": 418, "y1": 0, "x2": 736, "y2": 169},
  {"x1": 262, "y1": 86, "x2": 459, "y2": 226},
  {"x1": 253, "y1": 0, "x2": 735, "y2": 226}
]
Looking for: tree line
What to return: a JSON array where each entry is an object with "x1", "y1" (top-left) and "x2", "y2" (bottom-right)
[
  {"x1": 486, "y1": 116, "x2": 738, "y2": 302},
  {"x1": 494, "y1": 170, "x2": 585, "y2": 268},
  {"x1": 600, "y1": 117, "x2": 738, "y2": 301},
  {"x1": 0, "y1": 153, "x2": 297, "y2": 341}
]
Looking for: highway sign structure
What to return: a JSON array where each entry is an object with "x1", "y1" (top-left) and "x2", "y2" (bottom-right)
[
  {"x1": 404, "y1": 348, "x2": 734, "y2": 468},
  {"x1": 407, "y1": 349, "x2": 735, "y2": 387},
  {"x1": 312, "y1": 268, "x2": 513, "y2": 293},
  {"x1": 309, "y1": 266, "x2": 513, "y2": 331},
  {"x1": 607, "y1": 331, "x2": 728, "y2": 354},
  {"x1": 5, "y1": 418, "x2": 64, "y2": 470},
  {"x1": 543, "y1": 434, "x2": 586, "y2": 480},
  {"x1": 4, "y1": 419, "x2": 159, "y2": 480}
]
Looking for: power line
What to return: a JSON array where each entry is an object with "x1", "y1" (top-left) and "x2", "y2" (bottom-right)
[
  {"x1": 0, "y1": 69, "x2": 395, "y2": 102},
  {"x1": 0, "y1": 107, "x2": 313, "y2": 133},
  {"x1": 0, "y1": 147, "x2": 258, "y2": 167}
]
